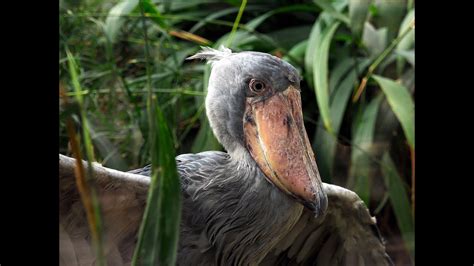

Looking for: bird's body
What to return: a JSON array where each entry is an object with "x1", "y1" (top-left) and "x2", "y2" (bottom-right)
[
  {"x1": 173, "y1": 151, "x2": 389, "y2": 265},
  {"x1": 60, "y1": 47, "x2": 392, "y2": 265},
  {"x1": 172, "y1": 151, "x2": 302, "y2": 265}
]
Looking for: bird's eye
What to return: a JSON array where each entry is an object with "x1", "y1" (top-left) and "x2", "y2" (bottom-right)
[{"x1": 249, "y1": 79, "x2": 266, "y2": 94}]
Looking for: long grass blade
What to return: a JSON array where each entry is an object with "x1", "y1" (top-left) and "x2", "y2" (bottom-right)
[
  {"x1": 349, "y1": 0, "x2": 371, "y2": 37},
  {"x1": 396, "y1": 9, "x2": 415, "y2": 52},
  {"x1": 373, "y1": 75, "x2": 414, "y2": 149},
  {"x1": 132, "y1": 2, "x2": 181, "y2": 264},
  {"x1": 372, "y1": 0, "x2": 407, "y2": 41},
  {"x1": 139, "y1": 0, "x2": 168, "y2": 29},
  {"x1": 226, "y1": 0, "x2": 247, "y2": 47},
  {"x1": 313, "y1": 20, "x2": 340, "y2": 132},
  {"x1": 381, "y1": 152, "x2": 415, "y2": 261},
  {"x1": 189, "y1": 6, "x2": 265, "y2": 33},
  {"x1": 104, "y1": 0, "x2": 168, "y2": 43},
  {"x1": 349, "y1": 94, "x2": 383, "y2": 204},
  {"x1": 283, "y1": 40, "x2": 308, "y2": 69},
  {"x1": 313, "y1": 0, "x2": 349, "y2": 24},
  {"x1": 314, "y1": 59, "x2": 371, "y2": 181},
  {"x1": 133, "y1": 106, "x2": 182, "y2": 265},
  {"x1": 362, "y1": 22, "x2": 388, "y2": 57},
  {"x1": 65, "y1": 51, "x2": 106, "y2": 266},
  {"x1": 246, "y1": 4, "x2": 318, "y2": 31},
  {"x1": 396, "y1": 8, "x2": 415, "y2": 73},
  {"x1": 328, "y1": 57, "x2": 354, "y2": 95},
  {"x1": 104, "y1": 0, "x2": 139, "y2": 43}
]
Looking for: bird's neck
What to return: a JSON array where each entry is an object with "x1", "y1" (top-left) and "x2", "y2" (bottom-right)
[{"x1": 202, "y1": 147, "x2": 304, "y2": 264}]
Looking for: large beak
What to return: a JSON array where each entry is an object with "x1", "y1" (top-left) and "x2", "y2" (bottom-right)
[{"x1": 243, "y1": 86, "x2": 328, "y2": 216}]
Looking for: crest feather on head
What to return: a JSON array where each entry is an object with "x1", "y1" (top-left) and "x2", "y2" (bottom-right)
[{"x1": 186, "y1": 45, "x2": 232, "y2": 66}]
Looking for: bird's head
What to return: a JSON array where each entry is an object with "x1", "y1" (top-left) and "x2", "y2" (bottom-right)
[{"x1": 187, "y1": 46, "x2": 327, "y2": 217}]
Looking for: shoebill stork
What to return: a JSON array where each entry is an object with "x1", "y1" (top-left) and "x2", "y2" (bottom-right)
[{"x1": 60, "y1": 47, "x2": 392, "y2": 265}]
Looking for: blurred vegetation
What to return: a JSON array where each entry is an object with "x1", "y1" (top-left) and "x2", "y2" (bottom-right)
[{"x1": 60, "y1": 0, "x2": 414, "y2": 264}]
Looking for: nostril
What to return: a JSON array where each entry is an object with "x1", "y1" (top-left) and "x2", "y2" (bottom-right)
[{"x1": 245, "y1": 113, "x2": 255, "y2": 125}]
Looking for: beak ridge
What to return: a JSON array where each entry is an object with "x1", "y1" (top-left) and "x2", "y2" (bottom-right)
[{"x1": 243, "y1": 86, "x2": 327, "y2": 215}]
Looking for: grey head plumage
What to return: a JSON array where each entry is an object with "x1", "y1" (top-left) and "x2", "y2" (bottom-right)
[
  {"x1": 187, "y1": 46, "x2": 300, "y2": 153},
  {"x1": 187, "y1": 46, "x2": 327, "y2": 217}
]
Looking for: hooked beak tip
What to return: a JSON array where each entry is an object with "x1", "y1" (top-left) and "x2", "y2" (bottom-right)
[{"x1": 303, "y1": 191, "x2": 328, "y2": 217}]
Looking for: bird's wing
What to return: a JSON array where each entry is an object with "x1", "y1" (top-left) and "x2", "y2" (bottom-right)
[
  {"x1": 59, "y1": 154, "x2": 150, "y2": 266},
  {"x1": 60, "y1": 154, "x2": 391, "y2": 266},
  {"x1": 59, "y1": 151, "x2": 228, "y2": 266},
  {"x1": 262, "y1": 183, "x2": 392, "y2": 266}
]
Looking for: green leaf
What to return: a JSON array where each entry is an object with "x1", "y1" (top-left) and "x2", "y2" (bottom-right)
[
  {"x1": 226, "y1": 0, "x2": 247, "y2": 47},
  {"x1": 349, "y1": 94, "x2": 383, "y2": 204},
  {"x1": 305, "y1": 14, "x2": 327, "y2": 88},
  {"x1": 285, "y1": 40, "x2": 308, "y2": 60},
  {"x1": 396, "y1": 49, "x2": 414, "y2": 66},
  {"x1": 89, "y1": 125, "x2": 128, "y2": 171},
  {"x1": 381, "y1": 152, "x2": 414, "y2": 261},
  {"x1": 140, "y1": 0, "x2": 169, "y2": 30},
  {"x1": 132, "y1": 107, "x2": 181, "y2": 266},
  {"x1": 372, "y1": 0, "x2": 407, "y2": 41},
  {"x1": 328, "y1": 57, "x2": 353, "y2": 95},
  {"x1": 396, "y1": 8, "x2": 414, "y2": 51},
  {"x1": 314, "y1": 58, "x2": 370, "y2": 182},
  {"x1": 313, "y1": 20, "x2": 341, "y2": 132},
  {"x1": 246, "y1": 4, "x2": 318, "y2": 31},
  {"x1": 283, "y1": 40, "x2": 308, "y2": 71},
  {"x1": 132, "y1": 3, "x2": 180, "y2": 263},
  {"x1": 396, "y1": 8, "x2": 414, "y2": 73},
  {"x1": 229, "y1": 6, "x2": 316, "y2": 52},
  {"x1": 265, "y1": 25, "x2": 312, "y2": 51},
  {"x1": 104, "y1": 0, "x2": 139, "y2": 43},
  {"x1": 314, "y1": 69, "x2": 356, "y2": 182},
  {"x1": 155, "y1": 107, "x2": 182, "y2": 265},
  {"x1": 313, "y1": 0, "x2": 350, "y2": 24},
  {"x1": 362, "y1": 22, "x2": 387, "y2": 57},
  {"x1": 166, "y1": 0, "x2": 223, "y2": 12},
  {"x1": 373, "y1": 75, "x2": 414, "y2": 148},
  {"x1": 331, "y1": 60, "x2": 371, "y2": 128},
  {"x1": 66, "y1": 50, "x2": 97, "y2": 167},
  {"x1": 349, "y1": 0, "x2": 372, "y2": 37},
  {"x1": 66, "y1": 49, "x2": 105, "y2": 265},
  {"x1": 104, "y1": 0, "x2": 168, "y2": 43},
  {"x1": 368, "y1": 3, "x2": 378, "y2": 16},
  {"x1": 189, "y1": 7, "x2": 241, "y2": 33}
]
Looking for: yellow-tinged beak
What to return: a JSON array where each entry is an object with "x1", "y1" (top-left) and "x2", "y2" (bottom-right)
[{"x1": 243, "y1": 86, "x2": 328, "y2": 215}]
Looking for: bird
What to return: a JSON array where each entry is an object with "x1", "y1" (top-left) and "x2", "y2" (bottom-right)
[{"x1": 60, "y1": 46, "x2": 392, "y2": 266}]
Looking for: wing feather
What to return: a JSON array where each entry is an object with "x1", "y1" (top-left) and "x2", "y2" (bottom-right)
[
  {"x1": 60, "y1": 154, "x2": 391, "y2": 265},
  {"x1": 264, "y1": 183, "x2": 392, "y2": 266},
  {"x1": 59, "y1": 154, "x2": 149, "y2": 265}
]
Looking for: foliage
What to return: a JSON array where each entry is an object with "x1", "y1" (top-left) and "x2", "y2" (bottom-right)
[{"x1": 59, "y1": 0, "x2": 414, "y2": 264}]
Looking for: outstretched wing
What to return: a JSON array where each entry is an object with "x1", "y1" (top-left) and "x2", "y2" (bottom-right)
[
  {"x1": 59, "y1": 152, "x2": 227, "y2": 266},
  {"x1": 60, "y1": 154, "x2": 391, "y2": 266},
  {"x1": 59, "y1": 154, "x2": 150, "y2": 266},
  {"x1": 262, "y1": 183, "x2": 392, "y2": 266}
]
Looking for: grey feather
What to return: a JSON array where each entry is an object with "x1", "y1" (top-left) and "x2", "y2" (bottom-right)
[
  {"x1": 60, "y1": 154, "x2": 391, "y2": 265},
  {"x1": 186, "y1": 46, "x2": 233, "y2": 66}
]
